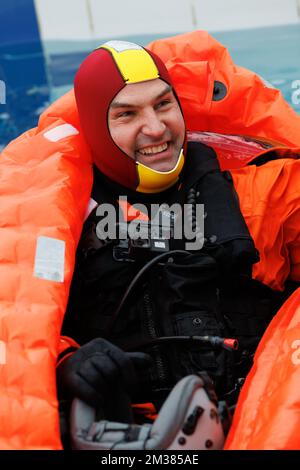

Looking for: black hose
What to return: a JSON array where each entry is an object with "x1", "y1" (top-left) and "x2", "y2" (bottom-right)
[
  {"x1": 105, "y1": 250, "x2": 188, "y2": 334},
  {"x1": 124, "y1": 335, "x2": 239, "y2": 352}
]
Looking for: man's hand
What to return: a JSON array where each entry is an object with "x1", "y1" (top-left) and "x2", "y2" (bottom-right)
[{"x1": 57, "y1": 338, "x2": 152, "y2": 407}]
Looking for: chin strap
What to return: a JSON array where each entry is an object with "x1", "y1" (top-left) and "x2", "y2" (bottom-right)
[{"x1": 136, "y1": 149, "x2": 185, "y2": 193}]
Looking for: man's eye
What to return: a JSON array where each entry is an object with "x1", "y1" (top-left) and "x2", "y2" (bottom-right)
[
  {"x1": 156, "y1": 100, "x2": 171, "y2": 109},
  {"x1": 117, "y1": 111, "x2": 134, "y2": 118}
]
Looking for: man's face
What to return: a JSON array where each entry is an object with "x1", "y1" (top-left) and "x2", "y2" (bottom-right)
[{"x1": 108, "y1": 79, "x2": 185, "y2": 172}]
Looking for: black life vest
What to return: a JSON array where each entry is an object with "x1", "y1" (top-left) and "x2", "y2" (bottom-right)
[{"x1": 62, "y1": 142, "x2": 283, "y2": 408}]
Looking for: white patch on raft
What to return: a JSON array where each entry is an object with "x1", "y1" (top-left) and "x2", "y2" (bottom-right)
[
  {"x1": 0, "y1": 341, "x2": 6, "y2": 365},
  {"x1": 43, "y1": 124, "x2": 79, "y2": 142},
  {"x1": 34, "y1": 236, "x2": 65, "y2": 283}
]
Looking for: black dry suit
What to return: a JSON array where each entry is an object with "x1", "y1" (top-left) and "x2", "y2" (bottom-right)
[{"x1": 63, "y1": 142, "x2": 283, "y2": 409}]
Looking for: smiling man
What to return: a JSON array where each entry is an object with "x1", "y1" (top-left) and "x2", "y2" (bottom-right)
[
  {"x1": 60, "y1": 38, "x2": 260, "y2": 412},
  {"x1": 74, "y1": 41, "x2": 186, "y2": 193},
  {"x1": 57, "y1": 40, "x2": 300, "y2": 448},
  {"x1": 108, "y1": 79, "x2": 185, "y2": 173}
]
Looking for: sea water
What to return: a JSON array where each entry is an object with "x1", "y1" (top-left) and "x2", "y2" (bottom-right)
[{"x1": 1, "y1": 24, "x2": 300, "y2": 150}]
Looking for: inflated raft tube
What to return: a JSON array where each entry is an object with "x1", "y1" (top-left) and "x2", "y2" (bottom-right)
[
  {"x1": 0, "y1": 90, "x2": 92, "y2": 449},
  {"x1": 225, "y1": 287, "x2": 300, "y2": 449},
  {"x1": 147, "y1": 30, "x2": 300, "y2": 157},
  {"x1": 0, "y1": 31, "x2": 300, "y2": 449}
]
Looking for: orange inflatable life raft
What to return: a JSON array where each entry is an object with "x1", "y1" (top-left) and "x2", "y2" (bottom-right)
[
  {"x1": 0, "y1": 30, "x2": 300, "y2": 449},
  {"x1": 225, "y1": 286, "x2": 300, "y2": 450}
]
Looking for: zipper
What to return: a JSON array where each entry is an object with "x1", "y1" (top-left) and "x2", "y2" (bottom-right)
[{"x1": 143, "y1": 289, "x2": 168, "y2": 384}]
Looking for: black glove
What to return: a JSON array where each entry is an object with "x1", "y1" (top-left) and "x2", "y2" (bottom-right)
[{"x1": 57, "y1": 338, "x2": 152, "y2": 408}]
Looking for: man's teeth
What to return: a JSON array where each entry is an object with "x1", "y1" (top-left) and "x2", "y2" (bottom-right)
[{"x1": 139, "y1": 143, "x2": 168, "y2": 155}]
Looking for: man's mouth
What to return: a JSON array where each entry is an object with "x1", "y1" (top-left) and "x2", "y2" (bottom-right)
[{"x1": 137, "y1": 142, "x2": 169, "y2": 156}]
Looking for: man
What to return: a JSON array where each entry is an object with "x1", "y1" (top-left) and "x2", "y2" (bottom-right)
[{"x1": 57, "y1": 40, "x2": 300, "y2": 432}]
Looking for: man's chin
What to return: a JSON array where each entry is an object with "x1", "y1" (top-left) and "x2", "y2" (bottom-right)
[
  {"x1": 137, "y1": 155, "x2": 179, "y2": 173},
  {"x1": 139, "y1": 162, "x2": 176, "y2": 172}
]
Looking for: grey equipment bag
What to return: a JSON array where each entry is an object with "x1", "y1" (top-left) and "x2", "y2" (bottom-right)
[{"x1": 70, "y1": 374, "x2": 225, "y2": 450}]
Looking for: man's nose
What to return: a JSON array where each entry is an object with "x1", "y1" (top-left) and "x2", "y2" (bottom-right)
[{"x1": 141, "y1": 109, "x2": 166, "y2": 137}]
